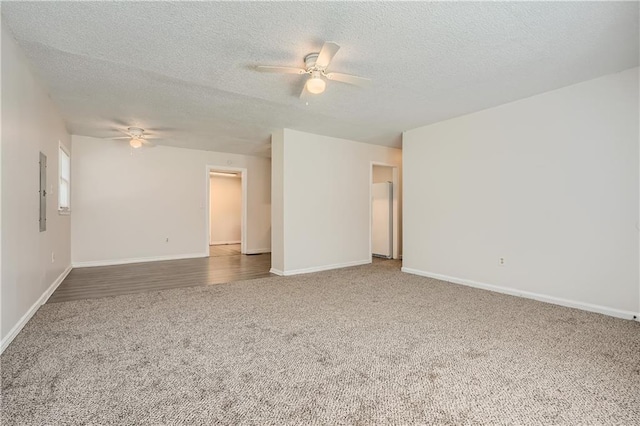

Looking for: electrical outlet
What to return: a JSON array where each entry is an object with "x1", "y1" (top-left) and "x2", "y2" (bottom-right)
[
  {"x1": 51, "y1": 252, "x2": 55, "y2": 263},
  {"x1": 499, "y1": 257, "x2": 506, "y2": 266}
]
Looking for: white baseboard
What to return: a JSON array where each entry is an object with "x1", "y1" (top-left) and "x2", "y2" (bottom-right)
[
  {"x1": 245, "y1": 248, "x2": 271, "y2": 255},
  {"x1": 401, "y1": 267, "x2": 637, "y2": 321},
  {"x1": 1, "y1": 265, "x2": 72, "y2": 354},
  {"x1": 274, "y1": 259, "x2": 371, "y2": 277},
  {"x1": 210, "y1": 240, "x2": 241, "y2": 246},
  {"x1": 72, "y1": 252, "x2": 207, "y2": 268}
]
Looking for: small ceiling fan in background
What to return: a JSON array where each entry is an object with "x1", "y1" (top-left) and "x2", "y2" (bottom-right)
[
  {"x1": 256, "y1": 41, "x2": 371, "y2": 98},
  {"x1": 107, "y1": 127, "x2": 158, "y2": 149}
]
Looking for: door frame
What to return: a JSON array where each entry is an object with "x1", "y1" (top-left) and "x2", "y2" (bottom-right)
[
  {"x1": 205, "y1": 165, "x2": 248, "y2": 255},
  {"x1": 369, "y1": 161, "x2": 400, "y2": 261}
]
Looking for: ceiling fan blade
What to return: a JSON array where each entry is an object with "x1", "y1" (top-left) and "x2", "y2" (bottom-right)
[
  {"x1": 256, "y1": 66, "x2": 306, "y2": 75},
  {"x1": 325, "y1": 72, "x2": 371, "y2": 87},
  {"x1": 109, "y1": 119, "x2": 131, "y2": 127},
  {"x1": 116, "y1": 128, "x2": 134, "y2": 136},
  {"x1": 144, "y1": 126, "x2": 175, "y2": 132},
  {"x1": 106, "y1": 136, "x2": 131, "y2": 140},
  {"x1": 315, "y1": 42, "x2": 340, "y2": 68}
]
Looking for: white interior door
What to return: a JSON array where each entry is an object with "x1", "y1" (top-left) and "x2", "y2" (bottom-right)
[{"x1": 372, "y1": 182, "x2": 393, "y2": 258}]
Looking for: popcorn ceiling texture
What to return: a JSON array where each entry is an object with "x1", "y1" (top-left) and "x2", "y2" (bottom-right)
[
  {"x1": 2, "y1": 261, "x2": 639, "y2": 424},
  {"x1": 1, "y1": 2, "x2": 638, "y2": 155}
]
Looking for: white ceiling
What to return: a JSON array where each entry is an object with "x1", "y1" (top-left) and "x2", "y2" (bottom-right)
[{"x1": 2, "y1": 1, "x2": 638, "y2": 157}]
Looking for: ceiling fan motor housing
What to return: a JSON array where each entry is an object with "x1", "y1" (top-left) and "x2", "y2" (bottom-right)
[
  {"x1": 304, "y1": 53, "x2": 320, "y2": 70},
  {"x1": 128, "y1": 127, "x2": 144, "y2": 138}
]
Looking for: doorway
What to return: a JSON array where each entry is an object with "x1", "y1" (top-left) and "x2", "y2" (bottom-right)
[
  {"x1": 206, "y1": 166, "x2": 247, "y2": 256},
  {"x1": 370, "y1": 163, "x2": 400, "y2": 260}
]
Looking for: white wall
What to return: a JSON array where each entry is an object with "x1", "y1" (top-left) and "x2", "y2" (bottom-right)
[
  {"x1": 71, "y1": 136, "x2": 271, "y2": 266},
  {"x1": 403, "y1": 68, "x2": 640, "y2": 319},
  {"x1": 270, "y1": 129, "x2": 285, "y2": 272},
  {"x1": 209, "y1": 174, "x2": 241, "y2": 245},
  {"x1": 372, "y1": 165, "x2": 393, "y2": 183},
  {"x1": 1, "y1": 24, "x2": 72, "y2": 350},
  {"x1": 271, "y1": 129, "x2": 402, "y2": 275}
]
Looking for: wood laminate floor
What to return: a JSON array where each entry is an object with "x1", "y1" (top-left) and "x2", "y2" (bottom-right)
[
  {"x1": 49, "y1": 250, "x2": 272, "y2": 303},
  {"x1": 209, "y1": 244, "x2": 241, "y2": 257}
]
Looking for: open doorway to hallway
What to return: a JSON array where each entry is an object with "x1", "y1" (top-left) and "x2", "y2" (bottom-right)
[
  {"x1": 208, "y1": 168, "x2": 245, "y2": 257},
  {"x1": 371, "y1": 163, "x2": 400, "y2": 261}
]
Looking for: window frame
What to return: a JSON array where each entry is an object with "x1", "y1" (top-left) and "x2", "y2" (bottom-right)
[{"x1": 58, "y1": 142, "x2": 71, "y2": 214}]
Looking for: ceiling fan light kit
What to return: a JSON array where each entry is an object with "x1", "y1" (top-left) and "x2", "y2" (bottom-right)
[
  {"x1": 128, "y1": 127, "x2": 143, "y2": 148},
  {"x1": 306, "y1": 72, "x2": 326, "y2": 94},
  {"x1": 256, "y1": 41, "x2": 371, "y2": 98}
]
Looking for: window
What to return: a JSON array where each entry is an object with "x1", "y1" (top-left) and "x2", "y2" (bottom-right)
[{"x1": 58, "y1": 144, "x2": 70, "y2": 213}]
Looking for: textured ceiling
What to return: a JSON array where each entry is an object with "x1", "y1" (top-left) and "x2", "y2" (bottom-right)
[{"x1": 2, "y1": 1, "x2": 638, "y2": 156}]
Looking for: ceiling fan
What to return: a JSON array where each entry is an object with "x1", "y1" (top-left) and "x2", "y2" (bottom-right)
[
  {"x1": 256, "y1": 41, "x2": 371, "y2": 97},
  {"x1": 108, "y1": 127, "x2": 158, "y2": 149}
]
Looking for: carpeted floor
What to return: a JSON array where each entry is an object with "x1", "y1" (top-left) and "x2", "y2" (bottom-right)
[{"x1": 2, "y1": 260, "x2": 639, "y2": 425}]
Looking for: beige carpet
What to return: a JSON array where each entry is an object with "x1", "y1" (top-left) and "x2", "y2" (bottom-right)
[{"x1": 2, "y1": 260, "x2": 639, "y2": 425}]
